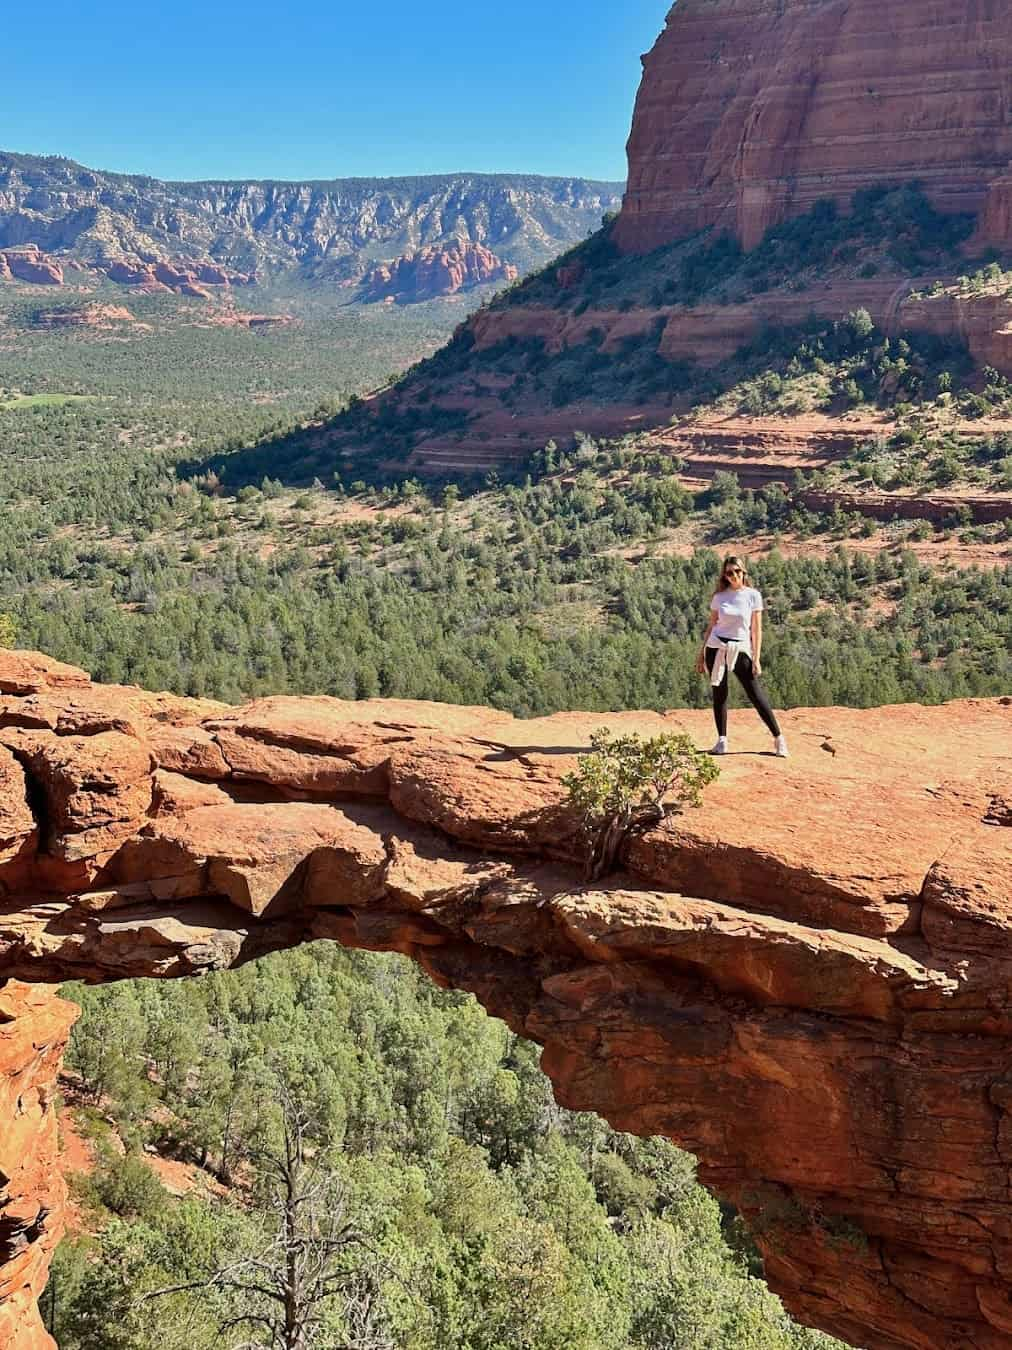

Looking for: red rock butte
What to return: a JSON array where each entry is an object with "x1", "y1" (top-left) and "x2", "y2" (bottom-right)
[
  {"x1": 613, "y1": 0, "x2": 1012, "y2": 252},
  {"x1": 0, "y1": 649, "x2": 1009, "y2": 1349},
  {"x1": 360, "y1": 242, "x2": 519, "y2": 304}
]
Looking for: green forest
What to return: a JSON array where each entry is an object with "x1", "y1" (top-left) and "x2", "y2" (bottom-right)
[
  {"x1": 3, "y1": 423, "x2": 1008, "y2": 709},
  {"x1": 52, "y1": 949, "x2": 842, "y2": 1350}
]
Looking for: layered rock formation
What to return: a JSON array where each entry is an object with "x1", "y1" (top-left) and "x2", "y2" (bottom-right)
[
  {"x1": 0, "y1": 248, "x2": 62, "y2": 286},
  {"x1": 0, "y1": 244, "x2": 251, "y2": 296},
  {"x1": 33, "y1": 304, "x2": 135, "y2": 329},
  {"x1": 0, "y1": 648, "x2": 1010, "y2": 1349},
  {"x1": 391, "y1": 280, "x2": 1012, "y2": 483},
  {"x1": 613, "y1": 0, "x2": 1012, "y2": 253},
  {"x1": 359, "y1": 242, "x2": 518, "y2": 303},
  {"x1": 0, "y1": 986, "x2": 75, "y2": 1350},
  {"x1": 0, "y1": 153, "x2": 622, "y2": 287},
  {"x1": 101, "y1": 258, "x2": 254, "y2": 295}
]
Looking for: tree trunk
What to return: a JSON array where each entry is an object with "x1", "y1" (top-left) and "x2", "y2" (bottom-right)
[{"x1": 585, "y1": 803, "x2": 663, "y2": 881}]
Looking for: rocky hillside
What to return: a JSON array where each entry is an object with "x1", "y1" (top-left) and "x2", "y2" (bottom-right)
[
  {"x1": 0, "y1": 648, "x2": 1009, "y2": 1350},
  {"x1": 614, "y1": 0, "x2": 1012, "y2": 253},
  {"x1": 256, "y1": 0, "x2": 1012, "y2": 491},
  {"x1": 0, "y1": 151, "x2": 622, "y2": 296}
]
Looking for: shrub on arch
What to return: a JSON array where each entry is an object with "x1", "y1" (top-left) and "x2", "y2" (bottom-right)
[{"x1": 563, "y1": 728, "x2": 719, "y2": 880}]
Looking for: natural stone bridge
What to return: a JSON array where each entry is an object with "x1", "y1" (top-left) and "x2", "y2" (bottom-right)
[{"x1": 0, "y1": 649, "x2": 1009, "y2": 1350}]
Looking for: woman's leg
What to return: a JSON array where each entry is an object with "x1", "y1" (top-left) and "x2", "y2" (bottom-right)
[
  {"x1": 704, "y1": 648, "x2": 729, "y2": 735},
  {"x1": 734, "y1": 654, "x2": 781, "y2": 737}
]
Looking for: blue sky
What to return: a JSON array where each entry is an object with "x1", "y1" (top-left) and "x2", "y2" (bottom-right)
[{"x1": 5, "y1": 0, "x2": 667, "y2": 182}]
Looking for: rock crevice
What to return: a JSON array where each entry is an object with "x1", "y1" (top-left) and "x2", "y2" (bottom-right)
[{"x1": 0, "y1": 649, "x2": 1009, "y2": 1350}]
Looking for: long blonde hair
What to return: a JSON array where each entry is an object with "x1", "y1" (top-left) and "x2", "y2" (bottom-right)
[{"x1": 713, "y1": 554, "x2": 750, "y2": 595}]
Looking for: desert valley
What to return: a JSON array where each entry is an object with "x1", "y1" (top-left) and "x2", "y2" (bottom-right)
[{"x1": 0, "y1": 2, "x2": 1010, "y2": 1350}]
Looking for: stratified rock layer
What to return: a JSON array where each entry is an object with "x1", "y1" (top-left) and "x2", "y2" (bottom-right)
[
  {"x1": 360, "y1": 243, "x2": 518, "y2": 303},
  {"x1": 0, "y1": 248, "x2": 62, "y2": 286},
  {"x1": 0, "y1": 649, "x2": 1010, "y2": 1350},
  {"x1": 614, "y1": 0, "x2": 1012, "y2": 252},
  {"x1": 0, "y1": 152, "x2": 622, "y2": 285}
]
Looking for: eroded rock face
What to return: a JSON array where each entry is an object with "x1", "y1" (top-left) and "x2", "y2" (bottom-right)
[
  {"x1": 613, "y1": 0, "x2": 1012, "y2": 252},
  {"x1": 360, "y1": 243, "x2": 519, "y2": 303},
  {"x1": 100, "y1": 258, "x2": 253, "y2": 294},
  {"x1": 0, "y1": 984, "x2": 76, "y2": 1350},
  {"x1": 467, "y1": 280, "x2": 1012, "y2": 381},
  {"x1": 0, "y1": 152, "x2": 622, "y2": 288},
  {"x1": 33, "y1": 304, "x2": 135, "y2": 329},
  {"x1": 0, "y1": 246, "x2": 253, "y2": 297},
  {"x1": 0, "y1": 248, "x2": 63, "y2": 286},
  {"x1": 0, "y1": 649, "x2": 1010, "y2": 1349}
]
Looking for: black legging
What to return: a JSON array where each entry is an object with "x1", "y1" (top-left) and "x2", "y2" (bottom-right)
[{"x1": 704, "y1": 645, "x2": 781, "y2": 738}]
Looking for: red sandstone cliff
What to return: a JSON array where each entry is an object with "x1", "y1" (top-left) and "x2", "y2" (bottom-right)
[
  {"x1": 360, "y1": 242, "x2": 519, "y2": 303},
  {"x1": 613, "y1": 0, "x2": 1012, "y2": 253},
  {"x1": 0, "y1": 247, "x2": 253, "y2": 296},
  {"x1": 0, "y1": 649, "x2": 1009, "y2": 1349},
  {"x1": 101, "y1": 258, "x2": 254, "y2": 295},
  {"x1": 0, "y1": 249, "x2": 63, "y2": 286},
  {"x1": 0, "y1": 985, "x2": 76, "y2": 1350},
  {"x1": 465, "y1": 277, "x2": 1012, "y2": 376}
]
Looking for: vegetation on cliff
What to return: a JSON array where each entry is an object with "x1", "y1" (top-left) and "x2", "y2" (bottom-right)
[{"x1": 502, "y1": 186, "x2": 980, "y2": 313}]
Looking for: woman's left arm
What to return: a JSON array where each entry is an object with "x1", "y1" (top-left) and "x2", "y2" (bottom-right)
[{"x1": 751, "y1": 609, "x2": 763, "y2": 675}]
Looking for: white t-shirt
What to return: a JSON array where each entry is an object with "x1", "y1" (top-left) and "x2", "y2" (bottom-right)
[{"x1": 707, "y1": 586, "x2": 763, "y2": 651}]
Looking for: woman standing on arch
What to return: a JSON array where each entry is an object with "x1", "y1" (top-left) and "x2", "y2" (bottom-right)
[{"x1": 695, "y1": 554, "x2": 789, "y2": 757}]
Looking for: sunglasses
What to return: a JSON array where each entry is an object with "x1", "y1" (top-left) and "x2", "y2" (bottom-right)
[{"x1": 724, "y1": 568, "x2": 743, "y2": 578}]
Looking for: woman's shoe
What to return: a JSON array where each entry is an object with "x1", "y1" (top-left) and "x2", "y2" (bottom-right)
[
  {"x1": 709, "y1": 736, "x2": 729, "y2": 755},
  {"x1": 774, "y1": 734, "x2": 789, "y2": 758}
]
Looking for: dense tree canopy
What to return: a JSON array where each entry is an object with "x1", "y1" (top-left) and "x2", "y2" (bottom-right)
[{"x1": 53, "y1": 949, "x2": 843, "y2": 1350}]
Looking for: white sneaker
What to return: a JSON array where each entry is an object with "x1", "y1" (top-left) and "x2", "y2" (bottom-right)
[
  {"x1": 709, "y1": 736, "x2": 728, "y2": 755},
  {"x1": 774, "y1": 734, "x2": 789, "y2": 758}
]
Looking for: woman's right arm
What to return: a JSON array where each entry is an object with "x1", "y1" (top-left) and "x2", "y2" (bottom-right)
[{"x1": 696, "y1": 613, "x2": 717, "y2": 673}]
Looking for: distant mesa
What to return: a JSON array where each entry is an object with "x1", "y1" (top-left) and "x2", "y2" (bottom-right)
[
  {"x1": 34, "y1": 303, "x2": 135, "y2": 328},
  {"x1": 359, "y1": 242, "x2": 519, "y2": 303},
  {"x1": 101, "y1": 257, "x2": 255, "y2": 295}
]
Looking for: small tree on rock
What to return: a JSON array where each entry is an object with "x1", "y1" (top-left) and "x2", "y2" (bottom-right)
[{"x1": 563, "y1": 729, "x2": 719, "y2": 881}]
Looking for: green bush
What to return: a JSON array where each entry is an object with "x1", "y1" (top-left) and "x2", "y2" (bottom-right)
[
  {"x1": 563, "y1": 728, "x2": 719, "y2": 879},
  {"x1": 77, "y1": 1149, "x2": 168, "y2": 1220}
]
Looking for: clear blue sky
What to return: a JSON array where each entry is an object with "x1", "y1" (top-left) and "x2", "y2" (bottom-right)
[{"x1": 5, "y1": 0, "x2": 667, "y2": 182}]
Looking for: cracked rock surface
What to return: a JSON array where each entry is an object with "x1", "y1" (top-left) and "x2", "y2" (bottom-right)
[{"x1": 0, "y1": 649, "x2": 1009, "y2": 1349}]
